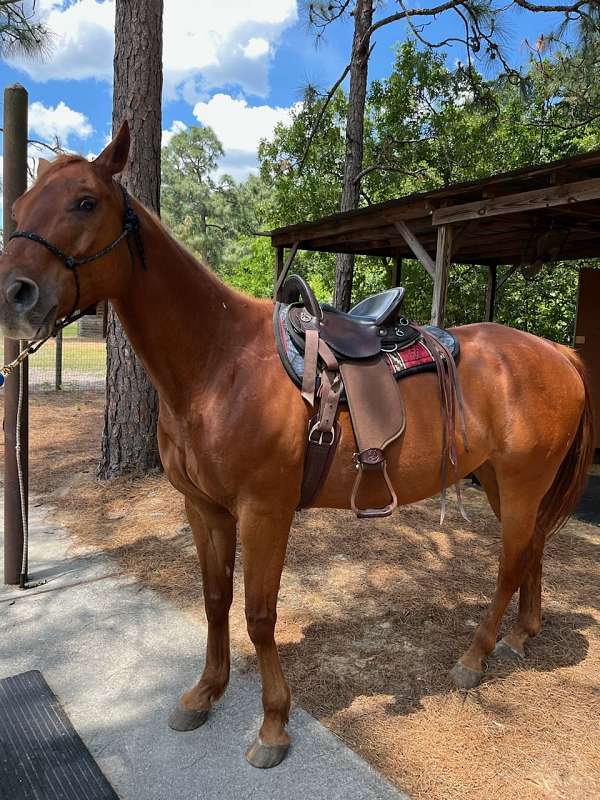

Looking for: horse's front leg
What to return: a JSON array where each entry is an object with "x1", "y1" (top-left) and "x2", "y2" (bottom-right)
[
  {"x1": 168, "y1": 496, "x2": 236, "y2": 731},
  {"x1": 240, "y1": 503, "x2": 294, "y2": 769}
]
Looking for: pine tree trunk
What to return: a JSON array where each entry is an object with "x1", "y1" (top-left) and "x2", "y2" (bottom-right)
[
  {"x1": 98, "y1": 0, "x2": 163, "y2": 479},
  {"x1": 333, "y1": 0, "x2": 373, "y2": 311}
]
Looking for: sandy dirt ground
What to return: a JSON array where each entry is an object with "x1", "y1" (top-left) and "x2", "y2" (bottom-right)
[{"x1": 4, "y1": 391, "x2": 600, "y2": 800}]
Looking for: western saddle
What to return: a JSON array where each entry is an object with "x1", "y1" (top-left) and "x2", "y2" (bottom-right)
[{"x1": 275, "y1": 272, "x2": 467, "y2": 520}]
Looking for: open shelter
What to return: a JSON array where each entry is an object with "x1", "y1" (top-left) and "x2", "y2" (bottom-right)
[{"x1": 270, "y1": 148, "x2": 600, "y2": 445}]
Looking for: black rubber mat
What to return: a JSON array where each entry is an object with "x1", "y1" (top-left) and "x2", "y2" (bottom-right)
[
  {"x1": 575, "y1": 474, "x2": 600, "y2": 524},
  {"x1": 0, "y1": 670, "x2": 119, "y2": 800}
]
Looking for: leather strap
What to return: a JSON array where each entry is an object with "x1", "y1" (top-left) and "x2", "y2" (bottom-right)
[
  {"x1": 301, "y1": 328, "x2": 319, "y2": 406},
  {"x1": 414, "y1": 325, "x2": 470, "y2": 524},
  {"x1": 298, "y1": 339, "x2": 342, "y2": 509},
  {"x1": 298, "y1": 418, "x2": 341, "y2": 508}
]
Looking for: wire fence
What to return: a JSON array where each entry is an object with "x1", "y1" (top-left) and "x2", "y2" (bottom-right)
[{"x1": 0, "y1": 312, "x2": 106, "y2": 392}]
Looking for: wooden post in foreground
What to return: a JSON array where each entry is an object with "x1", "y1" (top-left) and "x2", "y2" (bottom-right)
[
  {"x1": 3, "y1": 84, "x2": 29, "y2": 586},
  {"x1": 431, "y1": 225, "x2": 453, "y2": 327}
]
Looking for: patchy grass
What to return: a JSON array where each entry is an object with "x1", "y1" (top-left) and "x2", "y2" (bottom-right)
[{"x1": 4, "y1": 391, "x2": 600, "y2": 800}]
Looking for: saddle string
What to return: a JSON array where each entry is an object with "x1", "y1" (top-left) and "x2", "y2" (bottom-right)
[{"x1": 417, "y1": 325, "x2": 470, "y2": 524}]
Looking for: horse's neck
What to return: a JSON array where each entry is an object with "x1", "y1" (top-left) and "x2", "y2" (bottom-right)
[{"x1": 111, "y1": 203, "x2": 247, "y2": 410}]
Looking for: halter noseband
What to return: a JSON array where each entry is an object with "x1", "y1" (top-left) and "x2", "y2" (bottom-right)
[{"x1": 8, "y1": 183, "x2": 146, "y2": 330}]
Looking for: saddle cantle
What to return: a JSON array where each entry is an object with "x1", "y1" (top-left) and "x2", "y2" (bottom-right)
[{"x1": 274, "y1": 273, "x2": 463, "y2": 518}]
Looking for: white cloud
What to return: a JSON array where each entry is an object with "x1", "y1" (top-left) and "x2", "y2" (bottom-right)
[
  {"x1": 161, "y1": 119, "x2": 187, "y2": 148},
  {"x1": 193, "y1": 93, "x2": 293, "y2": 155},
  {"x1": 8, "y1": 0, "x2": 297, "y2": 98},
  {"x1": 218, "y1": 149, "x2": 261, "y2": 182},
  {"x1": 16, "y1": 0, "x2": 115, "y2": 82},
  {"x1": 243, "y1": 38, "x2": 270, "y2": 60},
  {"x1": 29, "y1": 100, "x2": 93, "y2": 146}
]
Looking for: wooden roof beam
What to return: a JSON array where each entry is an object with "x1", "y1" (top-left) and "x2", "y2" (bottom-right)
[
  {"x1": 271, "y1": 202, "x2": 433, "y2": 247},
  {"x1": 432, "y1": 177, "x2": 600, "y2": 226},
  {"x1": 394, "y1": 220, "x2": 436, "y2": 279}
]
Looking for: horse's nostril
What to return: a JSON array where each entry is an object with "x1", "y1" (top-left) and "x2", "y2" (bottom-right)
[{"x1": 6, "y1": 278, "x2": 40, "y2": 313}]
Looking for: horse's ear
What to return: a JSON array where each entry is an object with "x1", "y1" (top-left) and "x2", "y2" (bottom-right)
[
  {"x1": 37, "y1": 157, "x2": 52, "y2": 179},
  {"x1": 93, "y1": 120, "x2": 130, "y2": 178}
]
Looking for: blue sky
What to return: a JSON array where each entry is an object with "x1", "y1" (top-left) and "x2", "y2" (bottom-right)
[{"x1": 0, "y1": 1, "x2": 568, "y2": 181}]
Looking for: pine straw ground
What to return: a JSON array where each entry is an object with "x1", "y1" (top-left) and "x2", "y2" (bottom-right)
[{"x1": 6, "y1": 391, "x2": 600, "y2": 800}]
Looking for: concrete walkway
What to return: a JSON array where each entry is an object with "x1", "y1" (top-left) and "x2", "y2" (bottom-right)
[{"x1": 0, "y1": 501, "x2": 407, "y2": 800}]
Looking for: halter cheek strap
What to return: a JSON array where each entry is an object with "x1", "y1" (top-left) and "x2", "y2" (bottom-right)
[{"x1": 8, "y1": 184, "x2": 146, "y2": 328}]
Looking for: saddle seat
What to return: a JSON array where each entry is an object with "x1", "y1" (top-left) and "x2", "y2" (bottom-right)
[
  {"x1": 325, "y1": 286, "x2": 406, "y2": 326},
  {"x1": 283, "y1": 275, "x2": 419, "y2": 359}
]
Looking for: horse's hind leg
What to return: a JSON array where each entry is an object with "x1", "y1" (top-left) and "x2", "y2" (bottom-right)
[
  {"x1": 168, "y1": 497, "x2": 236, "y2": 731},
  {"x1": 451, "y1": 474, "x2": 546, "y2": 690},
  {"x1": 239, "y1": 504, "x2": 293, "y2": 769},
  {"x1": 495, "y1": 531, "x2": 545, "y2": 659},
  {"x1": 474, "y1": 460, "x2": 546, "y2": 660}
]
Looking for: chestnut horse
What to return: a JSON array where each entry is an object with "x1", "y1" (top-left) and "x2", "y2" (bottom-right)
[{"x1": 0, "y1": 124, "x2": 593, "y2": 769}]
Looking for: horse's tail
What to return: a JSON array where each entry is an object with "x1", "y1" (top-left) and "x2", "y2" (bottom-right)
[{"x1": 536, "y1": 346, "x2": 595, "y2": 539}]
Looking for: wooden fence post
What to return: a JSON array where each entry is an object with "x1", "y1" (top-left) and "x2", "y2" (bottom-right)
[
  {"x1": 55, "y1": 328, "x2": 63, "y2": 390},
  {"x1": 3, "y1": 84, "x2": 29, "y2": 586}
]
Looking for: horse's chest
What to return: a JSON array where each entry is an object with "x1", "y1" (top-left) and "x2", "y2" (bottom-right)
[{"x1": 158, "y1": 417, "x2": 226, "y2": 501}]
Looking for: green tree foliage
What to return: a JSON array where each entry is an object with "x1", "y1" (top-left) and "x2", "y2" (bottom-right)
[
  {"x1": 0, "y1": 1, "x2": 47, "y2": 56},
  {"x1": 161, "y1": 126, "x2": 238, "y2": 269},
  {"x1": 161, "y1": 41, "x2": 597, "y2": 343},
  {"x1": 256, "y1": 40, "x2": 598, "y2": 341},
  {"x1": 221, "y1": 235, "x2": 274, "y2": 298}
]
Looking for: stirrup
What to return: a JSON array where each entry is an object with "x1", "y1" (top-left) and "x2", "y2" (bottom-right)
[{"x1": 350, "y1": 450, "x2": 398, "y2": 519}]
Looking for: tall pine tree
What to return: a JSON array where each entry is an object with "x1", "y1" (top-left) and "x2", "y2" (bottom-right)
[{"x1": 98, "y1": 0, "x2": 163, "y2": 478}]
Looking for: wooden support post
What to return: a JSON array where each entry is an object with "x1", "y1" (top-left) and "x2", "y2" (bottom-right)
[
  {"x1": 484, "y1": 264, "x2": 497, "y2": 322},
  {"x1": 394, "y1": 220, "x2": 435, "y2": 279},
  {"x1": 431, "y1": 225, "x2": 453, "y2": 327},
  {"x1": 274, "y1": 245, "x2": 285, "y2": 288},
  {"x1": 3, "y1": 84, "x2": 29, "y2": 586},
  {"x1": 273, "y1": 242, "x2": 300, "y2": 300},
  {"x1": 391, "y1": 257, "x2": 402, "y2": 287}
]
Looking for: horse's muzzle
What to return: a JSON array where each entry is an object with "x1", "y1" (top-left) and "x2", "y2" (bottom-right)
[{"x1": 0, "y1": 274, "x2": 57, "y2": 340}]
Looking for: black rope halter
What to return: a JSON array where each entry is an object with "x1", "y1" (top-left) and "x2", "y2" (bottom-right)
[{"x1": 8, "y1": 183, "x2": 146, "y2": 332}]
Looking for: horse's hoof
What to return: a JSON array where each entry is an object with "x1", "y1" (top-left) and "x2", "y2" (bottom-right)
[
  {"x1": 245, "y1": 737, "x2": 290, "y2": 769},
  {"x1": 493, "y1": 638, "x2": 524, "y2": 660},
  {"x1": 168, "y1": 703, "x2": 209, "y2": 732},
  {"x1": 450, "y1": 661, "x2": 483, "y2": 690}
]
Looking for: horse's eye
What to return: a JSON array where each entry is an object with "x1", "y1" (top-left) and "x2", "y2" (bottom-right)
[{"x1": 78, "y1": 198, "x2": 96, "y2": 212}]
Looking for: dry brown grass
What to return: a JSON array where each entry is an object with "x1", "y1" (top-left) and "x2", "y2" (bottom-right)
[{"x1": 4, "y1": 391, "x2": 600, "y2": 800}]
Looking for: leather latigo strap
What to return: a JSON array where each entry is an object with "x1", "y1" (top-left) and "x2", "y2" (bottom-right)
[
  {"x1": 299, "y1": 419, "x2": 342, "y2": 508},
  {"x1": 301, "y1": 328, "x2": 319, "y2": 406},
  {"x1": 298, "y1": 339, "x2": 343, "y2": 509}
]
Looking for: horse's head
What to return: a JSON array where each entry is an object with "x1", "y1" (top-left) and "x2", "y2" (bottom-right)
[{"x1": 0, "y1": 122, "x2": 132, "y2": 340}]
